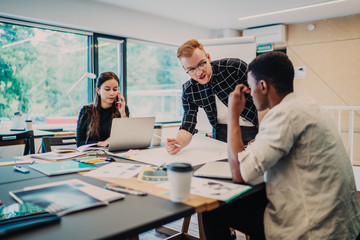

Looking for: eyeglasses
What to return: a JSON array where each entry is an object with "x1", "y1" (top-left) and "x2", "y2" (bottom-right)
[{"x1": 186, "y1": 60, "x2": 207, "y2": 75}]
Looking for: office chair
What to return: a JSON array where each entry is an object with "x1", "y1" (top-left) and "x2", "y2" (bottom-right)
[
  {"x1": 0, "y1": 130, "x2": 35, "y2": 155},
  {"x1": 41, "y1": 136, "x2": 77, "y2": 153}
]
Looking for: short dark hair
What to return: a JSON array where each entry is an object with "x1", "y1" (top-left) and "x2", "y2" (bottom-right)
[{"x1": 248, "y1": 52, "x2": 294, "y2": 94}]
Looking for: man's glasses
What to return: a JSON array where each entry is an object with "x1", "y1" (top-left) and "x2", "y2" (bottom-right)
[{"x1": 186, "y1": 60, "x2": 207, "y2": 75}]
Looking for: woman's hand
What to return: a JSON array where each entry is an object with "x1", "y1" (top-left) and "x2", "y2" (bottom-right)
[
  {"x1": 97, "y1": 138, "x2": 110, "y2": 147},
  {"x1": 116, "y1": 91, "x2": 127, "y2": 118}
]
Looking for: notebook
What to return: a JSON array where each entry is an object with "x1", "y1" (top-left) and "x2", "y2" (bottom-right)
[
  {"x1": 30, "y1": 151, "x2": 87, "y2": 161},
  {"x1": 9, "y1": 179, "x2": 124, "y2": 216},
  {"x1": 108, "y1": 117, "x2": 155, "y2": 152},
  {"x1": 194, "y1": 161, "x2": 232, "y2": 180}
]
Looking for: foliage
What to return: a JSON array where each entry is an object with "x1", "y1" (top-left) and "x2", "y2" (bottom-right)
[
  {"x1": 0, "y1": 21, "x2": 185, "y2": 123},
  {"x1": 0, "y1": 22, "x2": 88, "y2": 119}
]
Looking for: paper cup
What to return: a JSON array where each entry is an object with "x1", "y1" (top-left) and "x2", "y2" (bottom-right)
[
  {"x1": 152, "y1": 125, "x2": 162, "y2": 146},
  {"x1": 167, "y1": 163, "x2": 193, "y2": 202}
]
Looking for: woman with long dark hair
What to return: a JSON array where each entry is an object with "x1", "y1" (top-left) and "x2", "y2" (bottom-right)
[{"x1": 76, "y1": 72, "x2": 129, "y2": 147}]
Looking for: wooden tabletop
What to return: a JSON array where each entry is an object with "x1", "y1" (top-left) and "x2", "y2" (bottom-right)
[{"x1": 90, "y1": 176, "x2": 219, "y2": 213}]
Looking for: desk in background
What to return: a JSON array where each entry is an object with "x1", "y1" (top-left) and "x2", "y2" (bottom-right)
[{"x1": 0, "y1": 130, "x2": 76, "y2": 158}]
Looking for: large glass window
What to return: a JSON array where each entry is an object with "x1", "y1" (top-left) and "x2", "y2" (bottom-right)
[
  {"x1": 126, "y1": 40, "x2": 187, "y2": 122},
  {"x1": 0, "y1": 19, "x2": 185, "y2": 130},
  {"x1": 0, "y1": 21, "x2": 90, "y2": 129},
  {"x1": 97, "y1": 36, "x2": 124, "y2": 81}
]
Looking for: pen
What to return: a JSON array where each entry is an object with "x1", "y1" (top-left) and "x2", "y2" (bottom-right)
[
  {"x1": 105, "y1": 184, "x2": 147, "y2": 196},
  {"x1": 174, "y1": 143, "x2": 182, "y2": 148},
  {"x1": 157, "y1": 163, "x2": 167, "y2": 171}
]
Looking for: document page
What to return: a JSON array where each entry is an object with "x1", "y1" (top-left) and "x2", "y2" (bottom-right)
[{"x1": 116, "y1": 135, "x2": 227, "y2": 166}]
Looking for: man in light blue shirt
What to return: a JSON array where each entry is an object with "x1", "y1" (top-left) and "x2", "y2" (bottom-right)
[{"x1": 202, "y1": 52, "x2": 360, "y2": 240}]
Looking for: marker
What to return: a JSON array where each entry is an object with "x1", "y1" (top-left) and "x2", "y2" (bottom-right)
[
  {"x1": 105, "y1": 183, "x2": 147, "y2": 196},
  {"x1": 13, "y1": 165, "x2": 30, "y2": 174},
  {"x1": 0, "y1": 161, "x2": 15, "y2": 166},
  {"x1": 157, "y1": 163, "x2": 167, "y2": 171}
]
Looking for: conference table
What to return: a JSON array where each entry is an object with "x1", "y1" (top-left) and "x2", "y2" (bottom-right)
[{"x1": 0, "y1": 139, "x2": 265, "y2": 240}]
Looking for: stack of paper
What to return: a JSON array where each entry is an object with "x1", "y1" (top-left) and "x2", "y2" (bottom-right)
[
  {"x1": 158, "y1": 177, "x2": 252, "y2": 202},
  {"x1": 30, "y1": 151, "x2": 87, "y2": 161}
]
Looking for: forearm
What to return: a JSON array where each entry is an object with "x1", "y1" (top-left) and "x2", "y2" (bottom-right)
[
  {"x1": 176, "y1": 129, "x2": 192, "y2": 147},
  {"x1": 227, "y1": 114, "x2": 245, "y2": 183},
  {"x1": 120, "y1": 110, "x2": 127, "y2": 118}
]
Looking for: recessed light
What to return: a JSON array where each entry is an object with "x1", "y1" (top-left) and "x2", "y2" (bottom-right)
[{"x1": 238, "y1": 0, "x2": 346, "y2": 21}]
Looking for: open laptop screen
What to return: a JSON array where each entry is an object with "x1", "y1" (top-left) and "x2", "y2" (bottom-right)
[{"x1": 108, "y1": 117, "x2": 155, "y2": 152}]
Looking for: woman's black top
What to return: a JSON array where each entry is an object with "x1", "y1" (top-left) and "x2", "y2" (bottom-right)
[{"x1": 76, "y1": 104, "x2": 129, "y2": 147}]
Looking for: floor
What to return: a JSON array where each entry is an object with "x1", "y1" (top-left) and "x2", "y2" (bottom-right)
[{"x1": 138, "y1": 214, "x2": 247, "y2": 240}]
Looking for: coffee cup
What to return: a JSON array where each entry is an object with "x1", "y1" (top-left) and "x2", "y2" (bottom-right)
[
  {"x1": 167, "y1": 162, "x2": 193, "y2": 202},
  {"x1": 152, "y1": 125, "x2": 162, "y2": 146},
  {"x1": 25, "y1": 119, "x2": 33, "y2": 130}
]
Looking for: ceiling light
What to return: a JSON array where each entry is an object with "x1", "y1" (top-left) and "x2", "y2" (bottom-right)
[
  {"x1": 238, "y1": 0, "x2": 346, "y2": 21},
  {"x1": 307, "y1": 23, "x2": 315, "y2": 31}
]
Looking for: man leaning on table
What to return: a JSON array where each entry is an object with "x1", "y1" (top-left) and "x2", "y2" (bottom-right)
[
  {"x1": 166, "y1": 39, "x2": 265, "y2": 155},
  {"x1": 202, "y1": 51, "x2": 360, "y2": 239}
]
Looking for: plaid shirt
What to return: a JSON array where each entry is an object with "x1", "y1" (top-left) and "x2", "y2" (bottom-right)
[{"x1": 180, "y1": 58, "x2": 258, "y2": 134}]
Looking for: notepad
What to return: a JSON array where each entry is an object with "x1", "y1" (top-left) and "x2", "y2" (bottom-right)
[
  {"x1": 137, "y1": 166, "x2": 168, "y2": 182},
  {"x1": 29, "y1": 160, "x2": 96, "y2": 176},
  {"x1": 194, "y1": 161, "x2": 232, "y2": 180}
]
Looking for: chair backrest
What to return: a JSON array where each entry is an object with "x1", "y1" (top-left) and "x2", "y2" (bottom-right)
[
  {"x1": 0, "y1": 130, "x2": 35, "y2": 155},
  {"x1": 41, "y1": 136, "x2": 77, "y2": 153}
]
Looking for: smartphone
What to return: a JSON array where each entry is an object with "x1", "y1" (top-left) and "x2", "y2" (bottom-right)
[{"x1": 115, "y1": 96, "x2": 120, "y2": 108}]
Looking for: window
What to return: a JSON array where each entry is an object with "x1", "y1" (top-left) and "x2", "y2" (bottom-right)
[
  {"x1": 126, "y1": 40, "x2": 187, "y2": 123},
  {"x1": 96, "y1": 36, "x2": 125, "y2": 80},
  {"x1": 0, "y1": 18, "x2": 185, "y2": 131},
  {"x1": 0, "y1": 20, "x2": 90, "y2": 129}
]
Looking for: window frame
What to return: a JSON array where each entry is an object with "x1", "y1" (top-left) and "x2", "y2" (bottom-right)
[{"x1": 93, "y1": 33, "x2": 127, "y2": 100}]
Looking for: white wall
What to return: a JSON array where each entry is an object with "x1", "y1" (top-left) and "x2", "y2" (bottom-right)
[{"x1": 0, "y1": 0, "x2": 213, "y2": 44}]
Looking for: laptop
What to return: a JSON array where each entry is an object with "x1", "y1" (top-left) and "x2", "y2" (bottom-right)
[
  {"x1": 194, "y1": 161, "x2": 232, "y2": 180},
  {"x1": 108, "y1": 117, "x2": 155, "y2": 152}
]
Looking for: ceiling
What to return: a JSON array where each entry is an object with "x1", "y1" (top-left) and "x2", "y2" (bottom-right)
[{"x1": 96, "y1": 0, "x2": 360, "y2": 30}]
